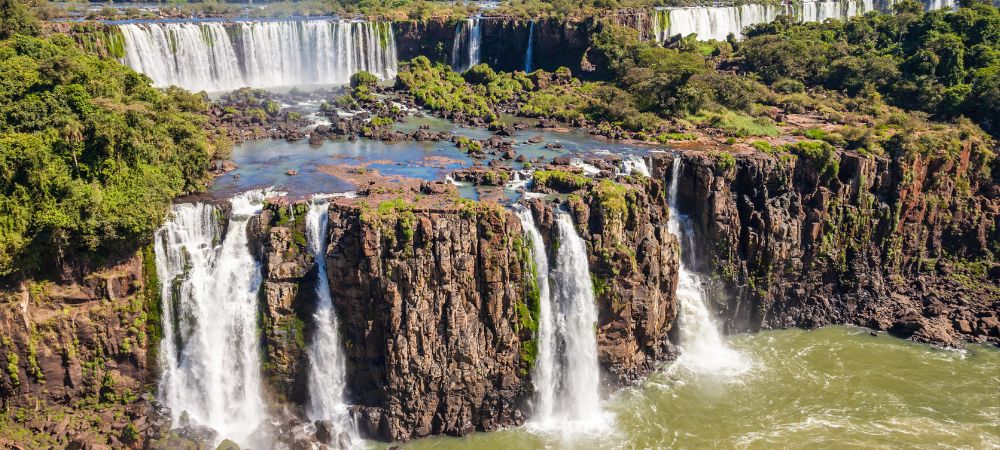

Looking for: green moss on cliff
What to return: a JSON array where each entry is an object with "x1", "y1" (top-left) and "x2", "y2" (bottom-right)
[
  {"x1": 785, "y1": 140, "x2": 840, "y2": 181},
  {"x1": 515, "y1": 234, "x2": 542, "y2": 370},
  {"x1": 594, "y1": 179, "x2": 628, "y2": 222},
  {"x1": 141, "y1": 245, "x2": 162, "y2": 372},
  {"x1": 3, "y1": 337, "x2": 19, "y2": 387}
]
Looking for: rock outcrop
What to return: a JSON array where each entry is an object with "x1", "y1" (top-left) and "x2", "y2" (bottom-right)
[
  {"x1": 324, "y1": 200, "x2": 529, "y2": 441},
  {"x1": 0, "y1": 250, "x2": 156, "y2": 449},
  {"x1": 526, "y1": 173, "x2": 680, "y2": 385},
  {"x1": 654, "y1": 133, "x2": 999, "y2": 346},
  {"x1": 248, "y1": 201, "x2": 315, "y2": 406}
]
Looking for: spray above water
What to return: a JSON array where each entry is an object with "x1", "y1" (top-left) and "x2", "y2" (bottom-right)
[
  {"x1": 666, "y1": 156, "x2": 750, "y2": 376},
  {"x1": 154, "y1": 189, "x2": 275, "y2": 447}
]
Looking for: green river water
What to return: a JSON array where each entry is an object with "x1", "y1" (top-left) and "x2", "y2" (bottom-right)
[{"x1": 402, "y1": 326, "x2": 1000, "y2": 449}]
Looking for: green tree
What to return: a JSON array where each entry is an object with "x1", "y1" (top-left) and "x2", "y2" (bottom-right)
[{"x1": 0, "y1": 0, "x2": 39, "y2": 39}]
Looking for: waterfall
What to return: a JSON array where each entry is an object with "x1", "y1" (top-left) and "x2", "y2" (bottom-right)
[
  {"x1": 524, "y1": 209, "x2": 605, "y2": 433},
  {"x1": 451, "y1": 18, "x2": 481, "y2": 72},
  {"x1": 513, "y1": 206, "x2": 557, "y2": 422},
  {"x1": 666, "y1": 157, "x2": 749, "y2": 376},
  {"x1": 617, "y1": 155, "x2": 650, "y2": 178},
  {"x1": 652, "y1": 0, "x2": 878, "y2": 42},
  {"x1": 524, "y1": 21, "x2": 535, "y2": 73},
  {"x1": 305, "y1": 196, "x2": 355, "y2": 438},
  {"x1": 153, "y1": 189, "x2": 272, "y2": 447},
  {"x1": 120, "y1": 19, "x2": 398, "y2": 92}
]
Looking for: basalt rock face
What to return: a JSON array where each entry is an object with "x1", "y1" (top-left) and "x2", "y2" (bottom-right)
[
  {"x1": 528, "y1": 174, "x2": 680, "y2": 386},
  {"x1": 394, "y1": 20, "x2": 454, "y2": 66},
  {"x1": 317, "y1": 179, "x2": 680, "y2": 440},
  {"x1": 0, "y1": 251, "x2": 156, "y2": 449},
  {"x1": 324, "y1": 202, "x2": 529, "y2": 441},
  {"x1": 248, "y1": 203, "x2": 316, "y2": 406},
  {"x1": 394, "y1": 17, "x2": 614, "y2": 76},
  {"x1": 654, "y1": 141, "x2": 999, "y2": 347}
]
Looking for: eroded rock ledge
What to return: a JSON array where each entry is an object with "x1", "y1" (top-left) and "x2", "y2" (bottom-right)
[
  {"x1": 655, "y1": 142, "x2": 999, "y2": 347},
  {"x1": 287, "y1": 172, "x2": 680, "y2": 441}
]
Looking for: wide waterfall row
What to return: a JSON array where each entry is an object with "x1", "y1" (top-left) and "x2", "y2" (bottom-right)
[
  {"x1": 514, "y1": 205, "x2": 605, "y2": 432},
  {"x1": 153, "y1": 190, "x2": 270, "y2": 447},
  {"x1": 451, "y1": 18, "x2": 481, "y2": 73},
  {"x1": 119, "y1": 19, "x2": 398, "y2": 92},
  {"x1": 652, "y1": 0, "x2": 891, "y2": 42}
]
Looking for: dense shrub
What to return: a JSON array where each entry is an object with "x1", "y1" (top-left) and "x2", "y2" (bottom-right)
[
  {"x1": 0, "y1": 34, "x2": 225, "y2": 276},
  {"x1": 741, "y1": 1, "x2": 1000, "y2": 136}
]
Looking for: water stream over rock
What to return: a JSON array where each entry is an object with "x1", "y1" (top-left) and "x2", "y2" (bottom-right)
[
  {"x1": 513, "y1": 205, "x2": 557, "y2": 423},
  {"x1": 305, "y1": 195, "x2": 356, "y2": 440},
  {"x1": 524, "y1": 20, "x2": 535, "y2": 72},
  {"x1": 525, "y1": 212, "x2": 606, "y2": 434},
  {"x1": 667, "y1": 156, "x2": 749, "y2": 376},
  {"x1": 153, "y1": 189, "x2": 272, "y2": 447},
  {"x1": 451, "y1": 18, "x2": 482, "y2": 72},
  {"x1": 653, "y1": 0, "x2": 877, "y2": 42}
]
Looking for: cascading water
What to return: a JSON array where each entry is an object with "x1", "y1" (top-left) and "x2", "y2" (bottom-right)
[
  {"x1": 666, "y1": 157, "x2": 749, "y2": 376},
  {"x1": 513, "y1": 206, "x2": 557, "y2": 422},
  {"x1": 524, "y1": 21, "x2": 535, "y2": 73},
  {"x1": 525, "y1": 210, "x2": 606, "y2": 433},
  {"x1": 617, "y1": 155, "x2": 651, "y2": 178},
  {"x1": 305, "y1": 196, "x2": 356, "y2": 438},
  {"x1": 119, "y1": 19, "x2": 398, "y2": 92},
  {"x1": 153, "y1": 189, "x2": 272, "y2": 447},
  {"x1": 451, "y1": 18, "x2": 482, "y2": 72},
  {"x1": 652, "y1": 0, "x2": 877, "y2": 42}
]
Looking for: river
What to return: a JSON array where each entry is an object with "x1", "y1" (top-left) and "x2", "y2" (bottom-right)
[{"x1": 404, "y1": 326, "x2": 1000, "y2": 449}]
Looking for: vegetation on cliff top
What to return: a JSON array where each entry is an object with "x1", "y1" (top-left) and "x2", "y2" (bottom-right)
[
  {"x1": 0, "y1": 7, "x2": 227, "y2": 277},
  {"x1": 392, "y1": 1, "x2": 998, "y2": 165}
]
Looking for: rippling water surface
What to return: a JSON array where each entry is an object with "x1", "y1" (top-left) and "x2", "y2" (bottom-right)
[{"x1": 402, "y1": 326, "x2": 1000, "y2": 449}]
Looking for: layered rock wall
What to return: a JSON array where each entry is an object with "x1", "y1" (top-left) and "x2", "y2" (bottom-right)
[
  {"x1": 654, "y1": 138, "x2": 999, "y2": 346},
  {"x1": 323, "y1": 202, "x2": 528, "y2": 441},
  {"x1": 0, "y1": 250, "x2": 156, "y2": 448}
]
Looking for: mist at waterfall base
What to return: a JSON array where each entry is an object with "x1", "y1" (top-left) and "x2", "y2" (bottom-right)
[
  {"x1": 153, "y1": 190, "x2": 272, "y2": 448},
  {"x1": 402, "y1": 326, "x2": 999, "y2": 449}
]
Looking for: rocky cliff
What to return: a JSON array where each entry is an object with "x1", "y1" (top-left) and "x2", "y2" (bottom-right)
[
  {"x1": 0, "y1": 250, "x2": 157, "y2": 449},
  {"x1": 248, "y1": 201, "x2": 315, "y2": 408},
  {"x1": 655, "y1": 130, "x2": 1000, "y2": 347},
  {"x1": 322, "y1": 199, "x2": 527, "y2": 441},
  {"x1": 275, "y1": 171, "x2": 681, "y2": 441},
  {"x1": 526, "y1": 171, "x2": 680, "y2": 385},
  {"x1": 394, "y1": 14, "x2": 647, "y2": 76}
]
